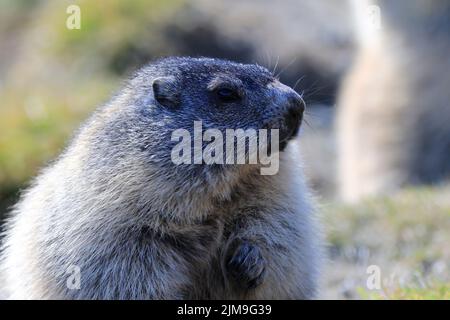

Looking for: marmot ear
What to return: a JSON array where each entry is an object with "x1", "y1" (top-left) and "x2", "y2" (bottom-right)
[{"x1": 152, "y1": 76, "x2": 180, "y2": 109}]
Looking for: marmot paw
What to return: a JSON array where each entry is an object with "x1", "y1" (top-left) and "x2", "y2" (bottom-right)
[{"x1": 225, "y1": 239, "x2": 266, "y2": 290}]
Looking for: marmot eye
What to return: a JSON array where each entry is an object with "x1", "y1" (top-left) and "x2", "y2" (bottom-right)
[{"x1": 216, "y1": 88, "x2": 240, "y2": 102}]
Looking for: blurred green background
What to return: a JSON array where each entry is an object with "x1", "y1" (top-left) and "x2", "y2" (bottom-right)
[{"x1": 0, "y1": 0, "x2": 448, "y2": 299}]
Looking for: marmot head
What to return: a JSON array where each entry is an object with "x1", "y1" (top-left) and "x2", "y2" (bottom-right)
[{"x1": 93, "y1": 57, "x2": 305, "y2": 190}]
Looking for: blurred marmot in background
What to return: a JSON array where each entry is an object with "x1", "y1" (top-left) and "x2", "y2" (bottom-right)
[
  {"x1": 337, "y1": 0, "x2": 450, "y2": 202},
  {"x1": 0, "y1": 57, "x2": 321, "y2": 299}
]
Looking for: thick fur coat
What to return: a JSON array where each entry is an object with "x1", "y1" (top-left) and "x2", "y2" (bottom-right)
[{"x1": 0, "y1": 57, "x2": 321, "y2": 299}]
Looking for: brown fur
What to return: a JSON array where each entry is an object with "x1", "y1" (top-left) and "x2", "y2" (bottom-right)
[{"x1": 337, "y1": 0, "x2": 450, "y2": 201}]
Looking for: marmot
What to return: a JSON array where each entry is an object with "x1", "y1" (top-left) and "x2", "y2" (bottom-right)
[
  {"x1": 337, "y1": 0, "x2": 450, "y2": 202},
  {"x1": 0, "y1": 57, "x2": 321, "y2": 299}
]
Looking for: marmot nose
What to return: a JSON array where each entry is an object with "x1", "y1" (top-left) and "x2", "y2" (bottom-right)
[
  {"x1": 281, "y1": 94, "x2": 305, "y2": 141},
  {"x1": 287, "y1": 94, "x2": 306, "y2": 116},
  {"x1": 286, "y1": 94, "x2": 305, "y2": 125}
]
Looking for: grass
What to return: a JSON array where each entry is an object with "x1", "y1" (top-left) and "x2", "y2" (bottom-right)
[
  {"x1": 323, "y1": 187, "x2": 450, "y2": 299},
  {"x1": 358, "y1": 283, "x2": 450, "y2": 300}
]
